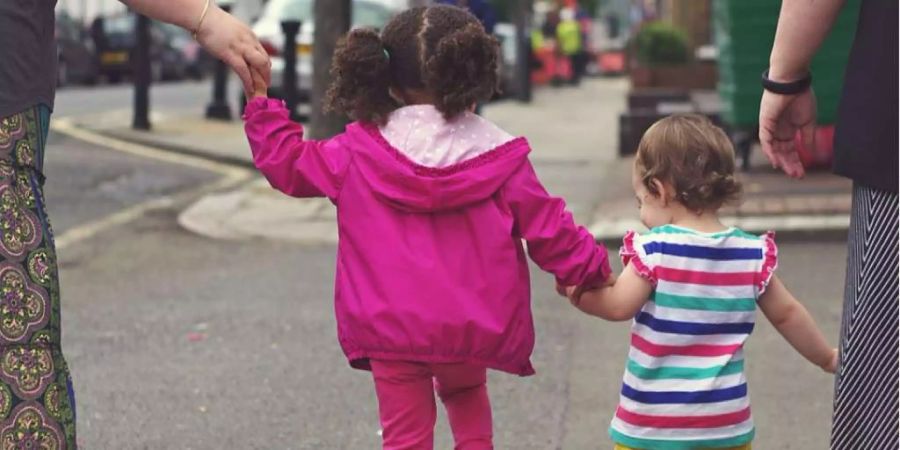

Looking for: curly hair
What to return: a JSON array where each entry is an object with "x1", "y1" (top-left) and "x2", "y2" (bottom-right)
[
  {"x1": 636, "y1": 114, "x2": 742, "y2": 213},
  {"x1": 325, "y1": 5, "x2": 500, "y2": 123}
]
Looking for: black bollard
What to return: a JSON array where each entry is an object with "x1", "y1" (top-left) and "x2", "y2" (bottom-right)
[
  {"x1": 513, "y1": 1, "x2": 532, "y2": 103},
  {"x1": 281, "y1": 20, "x2": 302, "y2": 120},
  {"x1": 133, "y1": 14, "x2": 152, "y2": 130},
  {"x1": 206, "y1": 5, "x2": 234, "y2": 120}
]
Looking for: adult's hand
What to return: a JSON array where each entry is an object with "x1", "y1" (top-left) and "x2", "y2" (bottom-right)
[
  {"x1": 758, "y1": 88, "x2": 817, "y2": 178},
  {"x1": 121, "y1": 0, "x2": 271, "y2": 96},
  {"x1": 195, "y1": 5, "x2": 271, "y2": 97}
]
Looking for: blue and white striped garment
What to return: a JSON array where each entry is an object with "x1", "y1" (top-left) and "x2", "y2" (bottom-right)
[{"x1": 609, "y1": 225, "x2": 776, "y2": 450}]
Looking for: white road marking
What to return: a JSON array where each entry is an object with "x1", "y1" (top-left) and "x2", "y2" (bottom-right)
[
  {"x1": 49, "y1": 119, "x2": 253, "y2": 250},
  {"x1": 51, "y1": 118, "x2": 243, "y2": 174}
]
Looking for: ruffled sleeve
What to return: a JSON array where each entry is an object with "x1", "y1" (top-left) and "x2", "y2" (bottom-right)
[
  {"x1": 756, "y1": 231, "x2": 778, "y2": 295},
  {"x1": 620, "y1": 231, "x2": 658, "y2": 285}
]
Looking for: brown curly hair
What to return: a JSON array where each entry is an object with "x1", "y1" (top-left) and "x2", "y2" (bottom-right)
[
  {"x1": 324, "y1": 5, "x2": 500, "y2": 124},
  {"x1": 636, "y1": 114, "x2": 742, "y2": 213}
]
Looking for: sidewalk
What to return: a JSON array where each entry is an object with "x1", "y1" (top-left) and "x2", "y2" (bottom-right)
[
  {"x1": 67, "y1": 78, "x2": 852, "y2": 244},
  {"x1": 588, "y1": 151, "x2": 852, "y2": 243}
]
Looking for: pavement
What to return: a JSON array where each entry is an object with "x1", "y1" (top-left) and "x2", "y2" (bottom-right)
[
  {"x1": 65, "y1": 77, "x2": 852, "y2": 246},
  {"x1": 47, "y1": 79, "x2": 848, "y2": 449}
]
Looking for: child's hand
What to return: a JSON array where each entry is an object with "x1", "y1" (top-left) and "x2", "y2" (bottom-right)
[
  {"x1": 567, "y1": 285, "x2": 599, "y2": 309},
  {"x1": 560, "y1": 274, "x2": 617, "y2": 303},
  {"x1": 565, "y1": 285, "x2": 581, "y2": 306},
  {"x1": 601, "y1": 273, "x2": 618, "y2": 288},
  {"x1": 555, "y1": 283, "x2": 569, "y2": 298},
  {"x1": 821, "y1": 348, "x2": 838, "y2": 374},
  {"x1": 248, "y1": 67, "x2": 268, "y2": 100}
]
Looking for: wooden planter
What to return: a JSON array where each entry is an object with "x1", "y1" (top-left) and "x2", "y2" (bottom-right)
[{"x1": 629, "y1": 63, "x2": 717, "y2": 90}]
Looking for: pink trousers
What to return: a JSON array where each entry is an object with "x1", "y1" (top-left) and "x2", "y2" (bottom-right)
[{"x1": 370, "y1": 360, "x2": 493, "y2": 450}]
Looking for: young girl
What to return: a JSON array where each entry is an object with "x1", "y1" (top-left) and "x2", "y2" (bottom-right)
[
  {"x1": 243, "y1": 5, "x2": 612, "y2": 449},
  {"x1": 568, "y1": 115, "x2": 837, "y2": 450}
]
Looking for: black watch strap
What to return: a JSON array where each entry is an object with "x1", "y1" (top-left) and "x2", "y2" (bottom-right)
[{"x1": 761, "y1": 69, "x2": 813, "y2": 95}]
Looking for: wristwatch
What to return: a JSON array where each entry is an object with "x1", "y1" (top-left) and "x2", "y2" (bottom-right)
[{"x1": 761, "y1": 69, "x2": 813, "y2": 95}]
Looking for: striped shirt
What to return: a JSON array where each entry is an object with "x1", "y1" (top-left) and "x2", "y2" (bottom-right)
[{"x1": 609, "y1": 225, "x2": 777, "y2": 450}]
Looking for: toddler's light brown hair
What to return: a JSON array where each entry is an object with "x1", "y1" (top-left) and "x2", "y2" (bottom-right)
[{"x1": 636, "y1": 114, "x2": 742, "y2": 212}]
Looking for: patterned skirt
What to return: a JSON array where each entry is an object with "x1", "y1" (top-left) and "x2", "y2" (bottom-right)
[
  {"x1": 831, "y1": 184, "x2": 899, "y2": 450},
  {"x1": 0, "y1": 106, "x2": 77, "y2": 449}
]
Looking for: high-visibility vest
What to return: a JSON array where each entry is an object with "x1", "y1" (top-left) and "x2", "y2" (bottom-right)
[
  {"x1": 556, "y1": 20, "x2": 582, "y2": 55},
  {"x1": 531, "y1": 29, "x2": 544, "y2": 51}
]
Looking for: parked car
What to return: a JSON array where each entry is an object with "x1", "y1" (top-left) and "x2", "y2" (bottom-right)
[
  {"x1": 248, "y1": 0, "x2": 399, "y2": 114},
  {"x1": 160, "y1": 24, "x2": 214, "y2": 79},
  {"x1": 56, "y1": 13, "x2": 99, "y2": 86},
  {"x1": 91, "y1": 15, "x2": 193, "y2": 83}
]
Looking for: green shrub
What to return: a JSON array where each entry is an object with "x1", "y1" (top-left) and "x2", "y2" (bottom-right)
[{"x1": 634, "y1": 21, "x2": 690, "y2": 66}]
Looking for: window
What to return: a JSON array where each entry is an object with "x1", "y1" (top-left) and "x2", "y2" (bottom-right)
[
  {"x1": 264, "y1": 0, "x2": 314, "y2": 22},
  {"x1": 354, "y1": 2, "x2": 392, "y2": 29}
]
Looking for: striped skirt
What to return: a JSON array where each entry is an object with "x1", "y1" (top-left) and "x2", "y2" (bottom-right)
[{"x1": 831, "y1": 183, "x2": 899, "y2": 449}]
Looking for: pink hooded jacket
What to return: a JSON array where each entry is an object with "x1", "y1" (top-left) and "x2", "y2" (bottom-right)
[{"x1": 244, "y1": 98, "x2": 611, "y2": 376}]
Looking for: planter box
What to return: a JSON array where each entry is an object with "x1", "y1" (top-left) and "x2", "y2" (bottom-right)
[
  {"x1": 619, "y1": 109, "x2": 667, "y2": 156},
  {"x1": 629, "y1": 62, "x2": 718, "y2": 90},
  {"x1": 627, "y1": 89, "x2": 690, "y2": 110},
  {"x1": 619, "y1": 91, "x2": 723, "y2": 157}
]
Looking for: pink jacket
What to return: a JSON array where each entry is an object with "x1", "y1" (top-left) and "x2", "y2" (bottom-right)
[{"x1": 244, "y1": 98, "x2": 611, "y2": 376}]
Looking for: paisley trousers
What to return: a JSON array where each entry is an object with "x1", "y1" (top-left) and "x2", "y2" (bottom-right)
[{"x1": 0, "y1": 106, "x2": 77, "y2": 449}]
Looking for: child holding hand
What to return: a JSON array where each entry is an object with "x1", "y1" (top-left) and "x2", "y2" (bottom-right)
[
  {"x1": 243, "y1": 6, "x2": 611, "y2": 449},
  {"x1": 569, "y1": 114, "x2": 836, "y2": 450}
]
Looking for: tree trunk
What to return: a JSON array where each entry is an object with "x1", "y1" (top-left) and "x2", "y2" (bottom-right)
[{"x1": 310, "y1": 0, "x2": 351, "y2": 139}]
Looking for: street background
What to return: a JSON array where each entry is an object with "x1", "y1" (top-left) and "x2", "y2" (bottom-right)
[{"x1": 48, "y1": 0, "x2": 853, "y2": 448}]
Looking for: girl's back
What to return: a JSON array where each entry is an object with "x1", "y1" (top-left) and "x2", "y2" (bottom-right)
[
  {"x1": 244, "y1": 5, "x2": 612, "y2": 449},
  {"x1": 245, "y1": 95, "x2": 608, "y2": 375},
  {"x1": 614, "y1": 225, "x2": 775, "y2": 448}
]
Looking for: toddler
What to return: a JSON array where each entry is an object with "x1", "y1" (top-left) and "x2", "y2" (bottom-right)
[{"x1": 568, "y1": 115, "x2": 837, "y2": 450}]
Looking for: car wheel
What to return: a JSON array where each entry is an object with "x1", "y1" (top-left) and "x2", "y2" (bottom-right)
[
  {"x1": 237, "y1": 94, "x2": 247, "y2": 115},
  {"x1": 175, "y1": 63, "x2": 188, "y2": 81},
  {"x1": 84, "y1": 72, "x2": 99, "y2": 86},
  {"x1": 189, "y1": 65, "x2": 204, "y2": 80},
  {"x1": 57, "y1": 59, "x2": 69, "y2": 87},
  {"x1": 151, "y1": 61, "x2": 164, "y2": 82}
]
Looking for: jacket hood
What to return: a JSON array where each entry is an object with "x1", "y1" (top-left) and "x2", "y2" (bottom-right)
[{"x1": 345, "y1": 123, "x2": 531, "y2": 213}]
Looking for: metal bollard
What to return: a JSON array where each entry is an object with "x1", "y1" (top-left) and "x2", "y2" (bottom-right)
[
  {"x1": 133, "y1": 13, "x2": 152, "y2": 130},
  {"x1": 281, "y1": 20, "x2": 302, "y2": 120},
  {"x1": 513, "y1": 1, "x2": 532, "y2": 104},
  {"x1": 206, "y1": 4, "x2": 234, "y2": 120}
]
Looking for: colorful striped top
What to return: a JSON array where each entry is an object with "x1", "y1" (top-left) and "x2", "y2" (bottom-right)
[{"x1": 609, "y1": 225, "x2": 777, "y2": 450}]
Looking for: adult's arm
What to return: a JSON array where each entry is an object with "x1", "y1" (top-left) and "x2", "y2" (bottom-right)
[
  {"x1": 769, "y1": 0, "x2": 846, "y2": 81},
  {"x1": 759, "y1": 0, "x2": 846, "y2": 178},
  {"x1": 120, "y1": 0, "x2": 270, "y2": 96}
]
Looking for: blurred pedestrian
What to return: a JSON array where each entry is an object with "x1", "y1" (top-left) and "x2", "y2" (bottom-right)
[
  {"x1": 0, "y1": 0, "x2": 269, "y2": 447},
  {"x1": 243, "y1": 6, "x2": 612, "y2": 449},
  {"x1": 436, "y1": 0, "x2": 497, "y2": 34},
  {"x1": 758, "y1": 1, "x2": 898, "y2": 448},
  {"x1": 557, "y1": 8, "x2": 584, "y2": 85}
]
